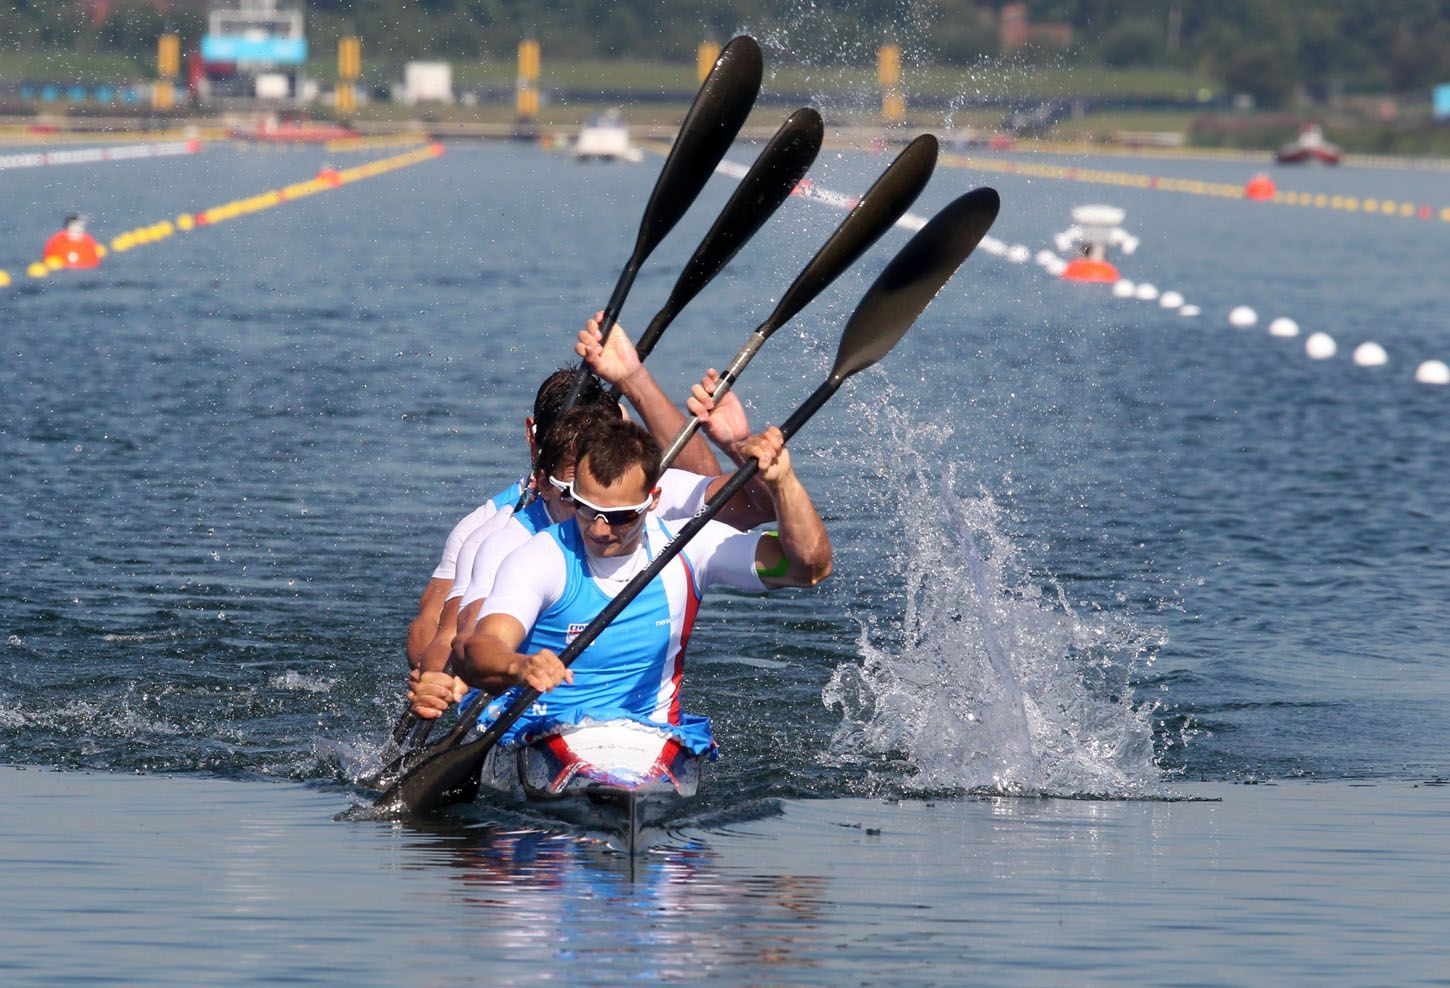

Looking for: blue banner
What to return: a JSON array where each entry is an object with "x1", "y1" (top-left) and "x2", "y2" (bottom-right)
[{"x1": 201, "y1": 36, "x2": 307, "y2": 65}]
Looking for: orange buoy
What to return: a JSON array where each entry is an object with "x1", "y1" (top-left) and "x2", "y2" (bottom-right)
[
  {"x1": 1061, "y1": 257, "x2": 1120, "y2": 283},
  {"x1": 1244, "y1": 173, "x2": 1276, "y2": 201},
  {"x1": 41, "y1": 215, "x2": 102, "y2": 269}
]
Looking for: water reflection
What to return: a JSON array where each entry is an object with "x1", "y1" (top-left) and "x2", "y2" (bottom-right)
[{"x1": 388, "y1": 817, "x2": 831, "y2": 978}]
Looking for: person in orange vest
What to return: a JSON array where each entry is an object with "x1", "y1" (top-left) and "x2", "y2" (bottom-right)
[{"x1": 43, "y1": 214, "x2": 103, "y2": 270}]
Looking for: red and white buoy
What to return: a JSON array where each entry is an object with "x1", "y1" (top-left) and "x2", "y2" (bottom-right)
[{"x1": 1055, "y1": 204, "x2": 1139, "y2": 283}]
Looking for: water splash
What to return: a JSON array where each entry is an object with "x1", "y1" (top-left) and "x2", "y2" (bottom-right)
[{"x1": 823, "y1": 405, "x2": 1165, "y2": 797}]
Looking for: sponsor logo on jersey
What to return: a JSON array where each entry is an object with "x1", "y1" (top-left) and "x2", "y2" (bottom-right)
[{"x1": 566, "y1": 622, "x2": 588, "y2": 643}]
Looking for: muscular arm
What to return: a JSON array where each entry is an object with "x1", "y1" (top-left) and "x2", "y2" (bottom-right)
[
  {"x1": 450, "y1": 597, "x2": 486, "y2": 667},
  {"x1": 406, "y1": 578, "x2": 452, "y2": 669},
  {"x1": 689, "y1": 370, "x2": 777, "y2": 530},
  {"x1": 417, "y1": 596, "x2": 460, "y2": 675},
  {"x1": 461, "y1": 614, "x2": 572, "y2": 696},
  {"x1": 743, "y1": 428, "x2": 833, "y2": 589}
]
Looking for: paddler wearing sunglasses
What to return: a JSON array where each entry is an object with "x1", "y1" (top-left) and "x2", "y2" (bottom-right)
[
  {"x1": 408, "y1": 416, "x2": 831, "y2": 756},
  {"x1": 408, "y1": 388, "x2": 778, "y2": 719},
  {"x1": 406, "y1": 314, "x2": 729, "y2": 672}
]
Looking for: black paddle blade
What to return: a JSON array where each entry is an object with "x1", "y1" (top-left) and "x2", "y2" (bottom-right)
[
  {"x1": 645, "y1": 107, "x2": 823, "y2": 344},
  {"x1": 830, "y1": 187, "x2": 1001, "y2": 383},
  {"x1": 763, "y1": 133, "x2": 939, "y2": 334},
  {"x1": 633, "y1": 35, "x2": 763, "y2": 262},
  {"x1": 372, "y1": 734, "x2": 487, "y2": 816}
]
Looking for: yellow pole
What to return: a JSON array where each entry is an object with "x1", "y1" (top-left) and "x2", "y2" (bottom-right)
[
  {"x1": 516, "y1": 39, "x2": 541, "y2": 120},
  {"x1": 337, "y1": 36, "x2": 360, "y2": 113},
  {"x1": 155, "y1": 32, "x2": 180, "y2": 110},
  {"x1": 697, "y1": 42, "x2": 721, "y2": 84},
  {"x1": 878, "y1": 43, "x2": 904, "y2": 123}
]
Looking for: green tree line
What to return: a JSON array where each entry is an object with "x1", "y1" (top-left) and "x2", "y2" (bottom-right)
[{"x1": 3, "y1": 0, "x2": 1447, "y2": 107}]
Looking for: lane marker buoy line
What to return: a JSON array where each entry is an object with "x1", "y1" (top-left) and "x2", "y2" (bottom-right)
[
  {"x1": 939, "y1": 151, "x2": 1450, "y2": 224},
  {"x1": 1, "y1": 143, "x2": 445, "y2": 291},
  {"x1": 323, "y1": 135, "x2": 432, "y2": 153},
  {"x1": 705, "y1": 151, "x2": 1448, "y2": 391},
  {"x1": 1011, "y1": 140, "x2": 1450, "y2": 173},
  {"x1": 0, "y1": 126, "x2": 228, "y2": 146},
  {"x1": 0, "y1": 139, "x2": 203, "y2": 171}
]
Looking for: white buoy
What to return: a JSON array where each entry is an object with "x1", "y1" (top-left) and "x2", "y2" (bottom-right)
[
  {"x1": 1042, "y1": 256, "x2": 1067, "y2": 276},
  {"x1": 1415, "y1": 360, "x2": 1450, "y2": 385},
  {"x1": 1353, "y1": 342, "x2": 1388, "y2": 367},
  {"x1": 1112, "y1": 279, "x2": 1135, "y2": 298},
  {"x1": 1134, "y1": 282, "x2": 1159, "y2": 301},
  {"x1": 1159, "y1": 290, "x2": 1184, "y2": 309},
  {"x1": 1229, "y1": 306, "x2": 1258, "y2": 329},
  {"x1": 1180, "y1": 304, "x2": 1201, "y2": 317},
  {"x1": 980, "y1": 237, "x2": 1005, "y2": 256},
  {"x1": 1268, "y1": 317, "x2": 1300, "y2": 338},
  {"x1": 1006, "y1": 244, "x2": 1031, "y2": 264},
  {"x1": 1034, "y1": 249, "x2": 1058, "y2": 267},
  {"x1": 1305, "y1": 332, "x2": 1337, "y2": 360}
]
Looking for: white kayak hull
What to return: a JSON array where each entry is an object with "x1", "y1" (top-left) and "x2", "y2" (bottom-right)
[{"x1": 479, "y1": 719, "x2": 703, "y2": 853}]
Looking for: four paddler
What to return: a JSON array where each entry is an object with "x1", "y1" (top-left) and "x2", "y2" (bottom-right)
[
  {"x1": 406, "y1": 312, "x2": 778, "y2": 711},
  {"x1": 405, "y1": 313, "x2": 732, "y2": 671},
  {"x1": 408, "y1": 414, "x2": 831, "y2": 758}
]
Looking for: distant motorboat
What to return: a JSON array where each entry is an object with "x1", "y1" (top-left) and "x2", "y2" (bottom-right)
[
  {"x1": 573, "y1": 110, "x2": 643, "y2": 163},
  {"x1": 1275, "y1": 124, "x2": 1341, "y2": 165}
]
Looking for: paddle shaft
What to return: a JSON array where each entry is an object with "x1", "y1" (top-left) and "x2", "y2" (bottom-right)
[
  {"x1": 658, "y1": 327, "x2": 766, "y2": 466},
  {"x1": 655, "y1": 134, "x2": 939, "y2": 468},
  {"x1": 559, "y1": 258, "x2": 640, "y2": 410}
]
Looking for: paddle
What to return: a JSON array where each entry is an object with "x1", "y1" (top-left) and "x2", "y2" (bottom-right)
[
  {"x1": 559, "y1": 35, "x2": 763, "y2": 413},
  {"x1": 624, "y1": 106, "x2": 824, "y2": 374},
  {"x1": 658, "y1": 133, "x2": 939, "y2": 467},
  {"x1": 374, "y1": 111, "x2": 815, "y2": 771},
  {"x1": 370, "y1": 185, "x2": 1002, "y2": 818},
  {"x1": 374, "y1": 44, "x2": 762, "y2": 776},
  {"x1": 372, "y1": 109, "x2": 804, "y2": 778}
]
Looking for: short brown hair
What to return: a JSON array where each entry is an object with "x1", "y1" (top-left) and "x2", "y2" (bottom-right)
[
  {"x1": 537, "y1": 405, "x2": 616, "y2": 478},
  {"x1": 575, "y1": 418, "x2": 663, "y2": 491},
  {"x1": 532, "y1": 369, "x2": 619, "y2": 441}
]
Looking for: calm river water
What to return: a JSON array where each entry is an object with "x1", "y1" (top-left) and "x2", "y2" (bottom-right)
[{"x1": 3, "y1": 136, "x2": 1448, "y2": 985}]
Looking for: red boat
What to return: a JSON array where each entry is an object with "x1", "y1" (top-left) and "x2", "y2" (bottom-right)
[{"x1": 1275, "y1": 124, "x2": 1341, "y2": 165}]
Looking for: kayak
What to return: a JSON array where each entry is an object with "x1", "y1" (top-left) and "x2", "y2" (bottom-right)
[{"x1": 478, "y1": 718, "x2": 703, "y2": 854}]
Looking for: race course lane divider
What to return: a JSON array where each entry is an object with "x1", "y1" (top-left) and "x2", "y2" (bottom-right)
[
  {"x1": 938, "y1": 151, "x2": 1450, "y2": 224},
  {"x1": 0, "y1": 139, "x2": 203, "y2": 171},
  {"x1": 2, "y1": 143, "x2": 445, "y2": 288},
  {"x1": 708, "y1": 150, "x2": 1449, "y2": 391}
]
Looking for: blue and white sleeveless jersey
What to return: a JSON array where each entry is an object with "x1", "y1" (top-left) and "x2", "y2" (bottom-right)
[
  {"x1": 450, "y1": 467, "x2": 716, "y2": 604},
  {"x1": 429, "y1": 478, "x2": 525, "y2": 582},
  {"x1": 477, "y1": 514, "x2": 764, "y2": 754}
]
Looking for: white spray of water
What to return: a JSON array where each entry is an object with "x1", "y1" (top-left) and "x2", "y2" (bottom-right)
[{"x1": 822, "y1": 405, "x2": 1165, "y2": 797}]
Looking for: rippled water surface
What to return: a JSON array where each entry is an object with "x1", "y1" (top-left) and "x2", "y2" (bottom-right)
[{"x1": 3, "y1": 138, "x2": 1449, "y2": 984}]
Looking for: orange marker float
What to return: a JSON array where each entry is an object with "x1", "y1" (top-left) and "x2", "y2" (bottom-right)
[{"x1": 42, "y1": 214, "x2": 103, "y2": 269}]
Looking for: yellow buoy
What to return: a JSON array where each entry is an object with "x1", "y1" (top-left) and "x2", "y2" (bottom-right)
[
  {"x1": 27, "y1": 261, "x2": 48, "y2": 278},
  {"x1": 44, "y1": 256, "x2": 64, "y2": 271},
  {"x1": 177, "y1": 213, "x2": 195, "y2": 230},
  {"x1": 0, "y1": 270, "x2": 11, "y2": 287}
]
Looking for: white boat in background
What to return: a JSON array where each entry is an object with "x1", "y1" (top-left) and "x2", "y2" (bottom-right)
[
  {"x1": 573, "y1": 110, "x2": 644, "y2": 163},
  {"x1": 1275, "y1": 123, "x2": 1342, "y2": 165}
]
